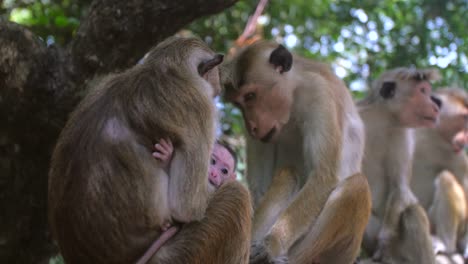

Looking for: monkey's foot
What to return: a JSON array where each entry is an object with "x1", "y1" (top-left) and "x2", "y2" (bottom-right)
[{"x1": 249, "y1": 242, "x2": 288, "y2": 264}]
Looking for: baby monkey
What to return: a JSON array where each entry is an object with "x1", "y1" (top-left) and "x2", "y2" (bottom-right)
[{"x1": 153, "y1": 139, "x2": 237, "y2": 189}]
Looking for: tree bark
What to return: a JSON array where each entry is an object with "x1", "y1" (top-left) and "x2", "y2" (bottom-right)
[{"x1": 0, "y1": 0, "x2": 237, "y2": 263}]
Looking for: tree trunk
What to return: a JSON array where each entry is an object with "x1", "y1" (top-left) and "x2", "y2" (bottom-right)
[{"x1": 0, "y1": 0, "x2": 237, "y2": 262}]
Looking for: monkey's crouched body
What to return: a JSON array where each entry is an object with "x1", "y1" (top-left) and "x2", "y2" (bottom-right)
[
  {"x1": 48, "y1": 37, "x2": 252, "y2": 264},
  {"x1": 224, "y1": 41, "x2": 372, "y2": 264}
]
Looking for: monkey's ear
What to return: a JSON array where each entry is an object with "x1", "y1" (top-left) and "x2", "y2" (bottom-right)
[
  {"x1": 380, "y1": 82, "x2": 396, "y2": 99},
  {"x1": 269, "y1": 45, "x2": 293, "y2": 74},
  {"x1": 198, "y1": 54, "x2": 224, "y2": 76}
]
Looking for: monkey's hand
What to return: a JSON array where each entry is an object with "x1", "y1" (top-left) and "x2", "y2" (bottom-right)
[
  {"x1": 249, "y1": 241, "x2": 288, "y2": 264},
  {"x1": 373, "y1": 230, "x2": 393, "y2": 261},
  {"x1": 152, "y1": 138, "x2": 174, "y2": 170}
]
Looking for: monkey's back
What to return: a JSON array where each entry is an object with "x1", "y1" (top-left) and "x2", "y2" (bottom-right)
[
  {"x1": 294, "y1": 55, "x2": 365, "y2": 180},
  {"x1": 48, "y1": 73, "x2": 177, "y2": 264}
]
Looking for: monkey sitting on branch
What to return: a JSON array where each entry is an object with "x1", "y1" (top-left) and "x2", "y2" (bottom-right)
[
  {"x1": 358, "y1": 67, "x2": 441, "y2": 264},
  {"x1": 48, "y1": 37, "x2": 252, "y2": 264},
  {"x1": 224, "y1": 40, "x2": 372, "y2": 264}
]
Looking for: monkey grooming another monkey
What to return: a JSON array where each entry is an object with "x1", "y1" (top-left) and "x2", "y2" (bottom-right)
[
  {"x1": 358, "y1": 68, "x2": 441, "y2": 264},
  {"x1": 411, "y1": 87, "x2": 468, "y2": 262},
  {"x1": 224, "y1": 40, "x2": 371, "y2": 264},
  {"x1": 48, "y1": 37, "x2": 251, "y2": 264}
]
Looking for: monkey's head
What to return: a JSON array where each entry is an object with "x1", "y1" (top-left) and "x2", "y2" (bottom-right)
[
  {"x1": 143, "y1": 37, "x2": 224, "y2": 98},
  {"x1": 434, "y1": 88, "x2": 468, "y2": 152},
  {"x1": 224, "y1": 41, "x2": 296, "y2": 142},
  {"x1": 367, "y1": 68, "x2": 441, "y2": 128}
]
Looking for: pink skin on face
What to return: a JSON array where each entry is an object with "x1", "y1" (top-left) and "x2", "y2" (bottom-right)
[
  {"x1": 209, "y1": 144, "x2": 236, "y2": 188},
  {"x1": 452, "y1": 130, "x2": 468, "y2": 153},
  {"x1": 153, "y1": 140, "x2": 236, "y2": 188}
]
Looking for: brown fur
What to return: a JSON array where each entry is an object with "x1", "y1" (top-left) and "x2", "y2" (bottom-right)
[
  {"x1": 358, "y1": 67, "x2": 440, "y2": 263},
  {"x1": 224, "y1": 40, "x2": 371, "y2": 264},
  {"x1": 149, "y1": 181, "x2": 253, "y2": 264},
  {"x1": 48, "y1": 37, "x2": 251, "y2": 264},
  {"x1": 411, "y1": 87, "x2": 468, "y2": 257}
]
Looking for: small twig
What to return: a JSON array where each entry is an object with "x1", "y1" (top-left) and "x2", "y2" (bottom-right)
[{"x1": 235, "y1": 0, "x2": 269, "y2": 46}]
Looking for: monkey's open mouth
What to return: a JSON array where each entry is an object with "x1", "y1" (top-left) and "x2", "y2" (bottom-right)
[
  {"x1": 209, "y1": 178, "x2": 220, "y2": 188},
  {"x1": 260, "y1": 127, "x2": 276, "y2": 143}
]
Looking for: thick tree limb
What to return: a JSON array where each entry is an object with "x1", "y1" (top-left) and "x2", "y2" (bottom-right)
[{"x1": 71, "y1": 0, "x2": 238, "y2": 81}]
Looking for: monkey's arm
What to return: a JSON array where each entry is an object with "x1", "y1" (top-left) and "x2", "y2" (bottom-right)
[
  {"x1": 376, "y1": 136, "x2": 418, "y2": 258},
  {"x1": 263, "y1": 86, "x2": 342, "y2": 257},
  {"x1": 152, "y1": 181, "x2": 252, "y2": 264},
  {"x1": 252, "y1": 167, "x2": 299, "y2": 241},
  {"x1": 247, "y1": 136, "x2": 276, "y2": 206},
  {"x1": 168, "y1": 144, "x2": 212, "y2": 223}
]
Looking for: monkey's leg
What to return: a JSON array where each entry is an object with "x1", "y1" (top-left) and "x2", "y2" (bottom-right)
[
  {"x1": 392, "y1": 205, "x2": 435, "y2": 264},
  {"x1": 252, "y1": 167, "x2": 300, "y2": 242},
  {"x1": 429, "y1": 170, "x2": 467, "y2": 254},
  {"x1": 289, "y1": 173, "x2": 371, "y2": 264},
  {"x1": 150, "y1": 181, "x2": 252, "y2": 264},
  {"x1": 362, "y1": 214, "x2": 381, "y2": 256},
  {"x1": 373, "y1": 184, "x2": 418, "y2": 261}
]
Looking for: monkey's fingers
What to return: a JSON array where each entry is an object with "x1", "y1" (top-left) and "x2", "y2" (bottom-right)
[
  {"x1": 249, "y1": 243, "x2": 284, "y2": 264},
  {"x1": 372, "y1": 247, "x2": 384, "y2": 261},
  {"x1": 152, "y1": 151, "x2": 164, "y2": 160},
  {"x1": 154, "y1": 143, "x2": 168, "y2": 155},
  {"x1": 159, "y1": 138, "x2": 169, "y2": 148},
  {"x1": 166, "y1": 138, "x2": 173, "y2": 149},
  {"x1": 159, "y1": 139, "x2": 174, "y2": 154}
]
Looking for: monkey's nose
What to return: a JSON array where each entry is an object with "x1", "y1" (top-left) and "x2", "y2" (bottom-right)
[
  {"x1": 431, "y1": 96, "x2": 442, "y2": 110},
  {"x1": 210, "y1": 171, "x2": 218, "y2": 179}
]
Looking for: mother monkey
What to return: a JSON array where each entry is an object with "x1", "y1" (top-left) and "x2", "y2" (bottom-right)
[
  {"x1": 48, "y1": 37, "x2": 252, "y2": 264},
  {"x1": 224, "y1": 41, "x2": 371, "y2": 264}
]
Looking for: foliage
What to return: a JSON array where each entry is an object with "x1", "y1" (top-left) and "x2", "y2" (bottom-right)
[
  {"x1": 188, "y1": 0, "x2": 467, "y2": 89},
  {"x1": 48, "y1": 255, "x2": 64, "y2": 264},
  {"x1": 3, "y1": 0, "x2": 88, "y2": 45},
  {"x1": 3, "y1": 0, "x2": 466, "y2": 88}
]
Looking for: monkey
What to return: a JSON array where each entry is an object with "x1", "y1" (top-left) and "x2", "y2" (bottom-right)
[
  {"x1": 48, "y1": 37, "x2": 252, "y2": 264},
  {"x1": 224, "y1": 40, "x2": 372, "y2": 264},
  {"x1": 208, "y1": 140, "x2": 238, "y2": 186},
  {"x1": 410, "y1": 87, "x2": 468, "y2": 261},
  {"x1": 358, "y1": 67, "x2": 441, "y2": 263},
  {"x1": 153, "y1": 139, "x2": 238, "y2": 189}
]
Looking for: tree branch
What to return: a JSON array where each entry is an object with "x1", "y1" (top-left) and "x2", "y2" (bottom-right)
[{"x1": 70, "y1": 0, "x2": 239, "y2": 82}]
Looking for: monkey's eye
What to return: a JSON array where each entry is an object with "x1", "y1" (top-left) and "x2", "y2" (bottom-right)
[
  {"x1": 210, "y1": 158, "x2": 216, "y2": 165},
  {"x1": 221, "y1": 168, "x2": 229, "y2": 175},
  {"x1": 420, "y1": 87, "x2": 426, "y2": 94},
  {"x1": 244, "y1": 92, "x2": 256, "y2": 102},
  {"x1": 233, "y1": 102, "x2": 242, "y2": 109}
]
